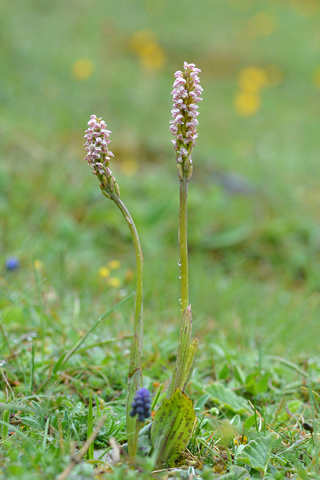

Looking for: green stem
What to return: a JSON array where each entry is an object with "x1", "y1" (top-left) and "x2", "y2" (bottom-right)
[
  {"x1": 167, "y1": 175, "x2": 198, "y2": 396},
  {"x1": 110, "y1": 193, "x2": 143, "y2": 457},
  {"x1": 179, "y1": 178, "x2": 189, "y2": 314},
  {"x1": 111, "y1": 194, "x2": 143, "y2": 336}
]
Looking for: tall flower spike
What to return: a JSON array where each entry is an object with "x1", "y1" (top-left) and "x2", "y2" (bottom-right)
[
  {"x1": 84, "y1": 115, "x2": 120, "y2": 198},
  {"x1": 170, "y1": 62, "x2": 203, "y2": 180}
]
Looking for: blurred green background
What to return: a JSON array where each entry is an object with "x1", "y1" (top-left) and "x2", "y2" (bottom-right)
[{"x1": 1, "y1": 0, "x2": 320, "y2": 358}]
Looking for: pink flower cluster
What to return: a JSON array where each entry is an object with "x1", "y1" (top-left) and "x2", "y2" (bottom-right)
[
  {"x1": 170, "y1": 62, "x2": 203, "y2": 174},
  {"x1": 84, "y1": 115, "x2": 114, "y2": 176}
]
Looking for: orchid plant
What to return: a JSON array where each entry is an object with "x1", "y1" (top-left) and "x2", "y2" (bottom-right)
[
  {"x1": 167, "y1": 62, "x2": 202, "y2": 396},
  {"x1": 84, "y1": 117, "x2": 143, "y2": 457},
  {"x1": 83, "y1": 61, "x2": 202, "y2": 466}
]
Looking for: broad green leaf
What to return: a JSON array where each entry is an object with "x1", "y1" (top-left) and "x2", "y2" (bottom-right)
[
  {"x1": 255, "y1": 372, "x2": 270, "y2": 394},
  {"x1": 243, "y1": 415, "x2": 256, "y2": 430},
  {"x1": 53, "y1": 352, "x2": 66, "y2": 374},
  {"x1": 206, "y1": 383, "x2": 251, "y2": 414},
  {"x1": 137, "y1": 423, "x2": 152, "y2": 456},
  {"x1": 230, "y1": 414, "x2": 242, "y2": 430},
  {"x1": 214, "y1": 466, "x2": 250, "y2": 479},
  {"x1": 119, "y1": 424, "x2": 153, "y2": 457},
  {"x1": 236, "y1": 435, "x2": 274, "y2": 474},
  {"x1": 151, "y1": 389, "x2": 195, "y2": 466},
  {"x1": 234, "y1": 365, "x2": 246, "y2": 386},
  {"x1": 1, "y1": 410, "x2": 10, "y2": 440},
  {"x1": 168, "y1": 306, "x2": 192, "y2": 397},
  {"x1": 181, "y1": 338, "x2": 198, "y2": 390},
  {"x1": 195, "y1": 393, "x2": 211, "y2": 411},
  {"x1": 287, "y1": 399, "x2": 303, "y2": 414},
  {"x1": 219, "y1": 363, "x2": 230, "y2": 380},
  {"x1": 167, "y1": 363, "x2": 177, "y2": 399}
]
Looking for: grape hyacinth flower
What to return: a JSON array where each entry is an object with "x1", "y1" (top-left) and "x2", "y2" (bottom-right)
[
  {"x1": 84, "y1": 115, "x2": 120, "y2": 198},
  {"x1": 170, "y1": 62, "x2": 203, "y2": 180},
  {"x1": 5, "y1": 257, "x2": 20, "y2": 271},
  {"x1": 130, "y1": 388, "x2": 151, "y2": 423}
]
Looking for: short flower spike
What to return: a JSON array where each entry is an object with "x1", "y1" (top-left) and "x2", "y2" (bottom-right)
[
  {"x1": 170, "y1": 62, "x2": 203, "y2": 180},
  {"x1": 84, "y1": 115, "x2": 120, "y2": 198},
  {"x1": 130, "y1": 387, "x2": 151, "y2": 423}
]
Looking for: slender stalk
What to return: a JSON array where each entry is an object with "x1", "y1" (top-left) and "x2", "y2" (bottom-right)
[
  {"x1": 110, "y1": 192, "x2": 143, "y2": 457},
  {"x1": 111, "y1": 194, "x2": 143, "y2": 339},
  {"x1": 166, "y1": 176, "x2": 194, "y2": 397},
  {"x1": 179, "y1": 178, "x2": 189, "y2": 315},
  {"x1": 84, "y1": 115, "x2": 144, "y2": 456}
]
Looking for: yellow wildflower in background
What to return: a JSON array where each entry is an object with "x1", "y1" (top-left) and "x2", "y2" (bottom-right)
[
  {"x1": 125, "y1": 268, "x2": 135, "y2": 283},
  {"x1": 129, "y1": 30, "x2": 166, "y2": 71},
  {"x1": 99, "y1": 267, "x2": 110, "y2": 278},
  {"x1": 107, "y1": 277, "x2": 121, "y2": 287},
  {"x1": 238, "y1": 67, "x2": 268, "y2": 92},
  {"x1": 120, "y1": 158, "x2": 138, "y2": 176},
  {"x1": 108, "y1": 260, "x2": 121, "y2": 270},
  {"x1": 234, "y1": 435, "x2": 248, "y2": 446},
  {"x1": 234, "y1": 92, "x2": 260, "y2": 117},
  {"x1": 314, "y1": 67, "x2": 320, "y2": 88},
  {"x1": 130, "y1": 30, "x2": 156, "y2": 52},
  {"x1": 234, "y1": 64, "x2": 278, "y2": 117},
  {"x1": 71, "y1": 58, "x2": 94, "y2": 81},
  {"x1": 235, "y1": 66, "x2": 266, "y2": 117},
  {"x1": 34, "y1": 259, "x2": 44, "y2": 271},
  {"x1": 246, "y1": 12, "x2": 276, "y2": 37},
  {"x1": 289, "y1": 0, "x2": 319, "y2": 16},
  {"x1": 140, "y1": 42, "x2": 165, "y2": 70}
]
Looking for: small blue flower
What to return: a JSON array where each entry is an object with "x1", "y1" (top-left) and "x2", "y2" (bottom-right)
[
  {"x1": 130, "y1": 387, "x2": 151, "y2": 423},
  {"x1": 5, "y1": 257, "x2": 20, "y2": 271}
]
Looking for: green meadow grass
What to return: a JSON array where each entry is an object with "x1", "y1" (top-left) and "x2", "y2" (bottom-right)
[{"x1": 1, "y1": 0, "x2": 320, "y2": 478}]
